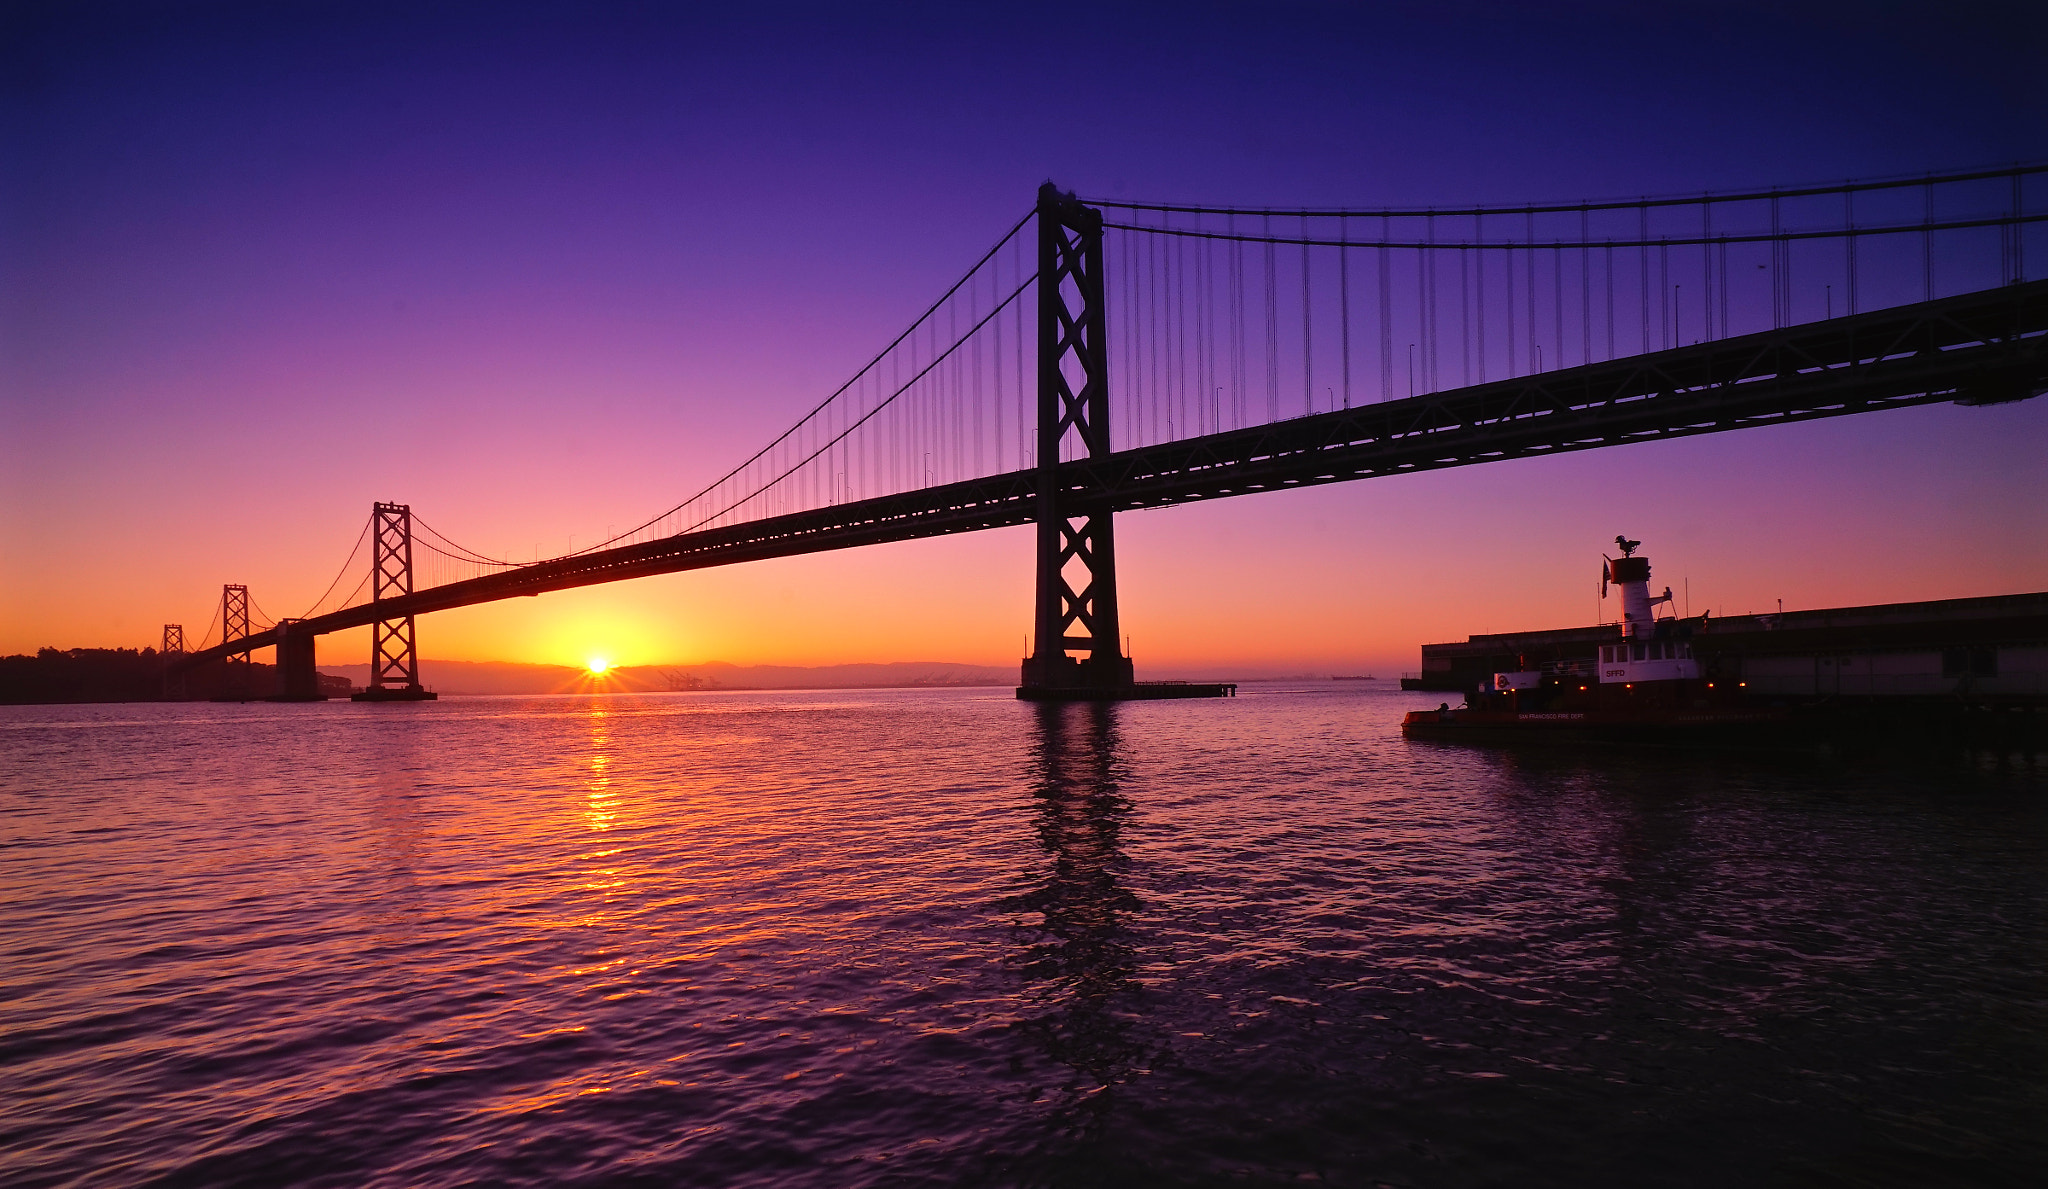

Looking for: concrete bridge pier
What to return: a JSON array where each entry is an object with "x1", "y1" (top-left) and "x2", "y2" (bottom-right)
[{"x1": 271, "y1": 621, "x2": 326, "y2": 701}]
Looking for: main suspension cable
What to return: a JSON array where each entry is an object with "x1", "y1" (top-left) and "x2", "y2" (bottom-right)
[
  {"x1": 677, "y1": 272, "x2": 1037, "y2": 535},
  {"x1": 1083, "y1": 162, "x2": 2047, "y2": 219},
  {"x1": 587, "y1": 208, "x2": 1037, "y2": 554},
  {"x1": 297, "y1": 515, "x2": 374, "y2": 619},
  {"x1": 1100, "y1": 212, "x2": 2048, "y2": 253}
]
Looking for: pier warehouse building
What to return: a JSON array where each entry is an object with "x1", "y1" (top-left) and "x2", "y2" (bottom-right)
[{"x1": 1405, "y1": 592, "x2": 2048, "y2": 703}]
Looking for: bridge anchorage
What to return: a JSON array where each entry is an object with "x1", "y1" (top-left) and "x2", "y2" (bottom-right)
[
  {"x1": 1019, "y1": 184, "x2": 1234, "y2": 701},
  {"x1": 352, "y1": 502, "x2": 436, "y2": 701}
]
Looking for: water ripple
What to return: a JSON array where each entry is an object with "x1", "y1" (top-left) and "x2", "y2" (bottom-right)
[{"x1": 3, "y1": 686, "x2": 2044, "y2": 1186}]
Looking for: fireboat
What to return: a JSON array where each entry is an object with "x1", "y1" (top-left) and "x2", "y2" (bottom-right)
[{"x1": 1401, "y1": 536, "x2": 1793, "y2": 746}]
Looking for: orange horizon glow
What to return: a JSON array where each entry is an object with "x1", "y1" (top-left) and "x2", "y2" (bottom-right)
[
  {"x1": 66, "y1": 408, "x2": 2019, "y2": 685},
  {"x1": 11, "y1": 407, "x2": 2048, "y2": 679},
  {"x1": 7, "y1": 9, "x2": 2044, "y2": 696}
]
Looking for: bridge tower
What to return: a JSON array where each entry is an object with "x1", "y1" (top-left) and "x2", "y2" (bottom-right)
[
  {"x1": 1020, "y1": 183, "x2": 1135, "y2": 695},
  {"x1": 354, "y1": 502, "x2": 437, "y2": 701},
  {"x1": 161, "y1": 623, "x2": 186, "y2": 701},
  {"x1": 220, "y1": 585, "x2": 251, "y2": 700}
]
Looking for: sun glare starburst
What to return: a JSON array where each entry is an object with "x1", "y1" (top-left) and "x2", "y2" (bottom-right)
[{"x1": 587, "y1": 658, "x2": 612, "y2": 676}]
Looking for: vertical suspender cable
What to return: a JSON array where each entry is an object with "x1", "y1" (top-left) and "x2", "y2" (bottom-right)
[
  {"x1": 1718, "y1": 237, "x2": 1728, "y2": 340},
  {"x1": 1415, "y1": 242, "x2": 1428, "y2": 391},
  {"x1": 1148, "y1": 227, "x2": 1160, "y2": 446},
  {"x1": 1701, "y1": 197, "x2": 1714, "y2": 340},
  {"x1": 1302, "y1": 213, "x2": 1314, "y2": 415},
  {"x1": 1166, "y1": 223, "x2": 1178, "y2": 439},
  {"x1": 2016, "y1": 169, "x2": 2026, "y2": 283},
  {"x1": 1180, "y1": 223, "x2": 1192, "y2": 435},
  {"x1": 1161, "y1": 216, "x2": 1173, "y2": 440},
  {"x1": 1016, "y1": 234, "x2": 1027, "y2": 469},
  {"x1": 1923, "y1": 175, "x2": 1935, "y2": 300},
  {"x1": 1198, "y1": 228, "x2": 1212, "y2": 433},
  {"x1": 1120, "y1": 228, "x2": 1134, "y2": 449},
  {"x1": 1378, "y1": 216, "x2": 1392, "y2": 401},
  {"x1": 1640, "y1": 204, "x2": 1652, "y2": 351},
  {"x1": 1459, "y1": 237, "x2": 1470, "y2": 387},
  {"x1": 1189, "y1": 224, "x2": 1202, "y2": 435},
  {"x1": 1427, "y1": 213, "x2": 1441, "y2": 392},
  {"x1": 1524, "y1": 211, "x2": 1537, "y2": 373},
  {"x1": 1604, "y1": 242, "x2": 1614, "y2": 361},
  {"x1": 1474, "y1": 211, "x2": 1486, "y2": 383},
  {"x1": 1659, "y1": 239, "x2": 1670, "y2": 350},
  {"x1": 1506, "y1": 234, "x2": 1518, "y2": 377},
  {"x1": 1580, "y1": 206, "x2": 1591, "y2": 365},
  {"x1": 952, "y1": 299, "x2": 963, "y2": 478},
  {"x1": 1225, "y1": 215, "x2": 1237, "y2": 428},
  {"x1": 1782, "y1": 200, "x2": 1793, "y2": 326},
  {"x1": 1845, "y1": 186, "x2": 1858, "y2": 316},
  {"x1": 1552, "y1": 238, "x2": 1563, "y2": 370},
  {"x1": 2000, "y1": 175, "x2": 2012, "y2": 284},
  {"x1": 987, "y1": 245, "x2": 995, "y2": 472},
  {"x1": 971, "y1": 265, "x2": 983, "y2": 479},
  {"x1": 1339, "y1": 218, "x2": 1352, "y2": 408},
  {"x1": 1264, "y1": 214, "x2": 1279, "y2": 423}
]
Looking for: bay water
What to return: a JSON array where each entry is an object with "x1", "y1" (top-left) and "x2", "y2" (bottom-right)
[{"x1": 3, "y1": 685, "x2": 2044, "y2": 1186}]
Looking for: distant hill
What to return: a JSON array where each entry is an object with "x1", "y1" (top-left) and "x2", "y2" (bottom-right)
[{"x1": 315, "y1": 659, "x2": 1015, "y2": 696}]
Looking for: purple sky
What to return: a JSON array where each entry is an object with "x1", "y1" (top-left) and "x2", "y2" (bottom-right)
[{"x1": 5, "y1": 1, "x2": 2045, "y2": 674}]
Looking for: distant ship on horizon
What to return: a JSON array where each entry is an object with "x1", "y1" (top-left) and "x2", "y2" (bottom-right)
[{"x1": 1331, "y1": 674, "x2": 1376, "y2": 681}]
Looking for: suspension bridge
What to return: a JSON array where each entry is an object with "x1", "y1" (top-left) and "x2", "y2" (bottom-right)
[{"x1": 163, "y1": 164, "x2": 2048, "y2": 701}]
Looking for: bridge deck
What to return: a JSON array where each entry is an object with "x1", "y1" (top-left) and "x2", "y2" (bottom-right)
[{"x1": 176, "y1": 280, "x2": 2045, "y2": 669}]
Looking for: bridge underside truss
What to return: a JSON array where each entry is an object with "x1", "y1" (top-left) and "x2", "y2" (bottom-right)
[
  {"x1": 171, "y1": 280, "x2": 2045, "y2": 673},
  {"x1": 1078, "y1": 278, "x2": 2048, "y2": 509}
]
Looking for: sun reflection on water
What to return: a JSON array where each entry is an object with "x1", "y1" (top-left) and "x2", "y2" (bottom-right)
[{"x1": 586, "y1": 705, "x2": 617, "y2": 835}]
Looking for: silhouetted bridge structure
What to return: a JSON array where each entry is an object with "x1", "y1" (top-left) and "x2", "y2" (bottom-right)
[{"x1": 167, "y1": 165, "x2": 2047, "y2": 700}]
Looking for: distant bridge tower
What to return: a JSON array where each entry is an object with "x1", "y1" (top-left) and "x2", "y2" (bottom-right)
[
  {"x1": 356, "y1": 502, "x2": 437, "y2": 701},
  {"x1": 221, "y1": 584, "x2": 250, "y2": 700},
  {"x1": 161, "y1": 623, "x2": 186, "y2": 700},
  {"x1": 1020, "y1": 183, "x2": 1134, "y2": 694}
]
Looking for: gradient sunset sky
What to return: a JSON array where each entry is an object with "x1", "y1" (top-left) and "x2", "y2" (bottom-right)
[{"x1": 5, "y1": 1, "x2": 2044, "y2": 677}]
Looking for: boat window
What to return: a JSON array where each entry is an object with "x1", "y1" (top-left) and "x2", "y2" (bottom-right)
[
  {"x1": 1631, "y1": 643, "x2": 1645, "y2": 661},
  {"x1": 1601, "y1": 646, "x2": 1612, "y2": 663}
]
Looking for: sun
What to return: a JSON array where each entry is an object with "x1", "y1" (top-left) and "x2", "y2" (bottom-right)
[{"x1": 586, "y1": 658, "x2": 612, "y2": 676}]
